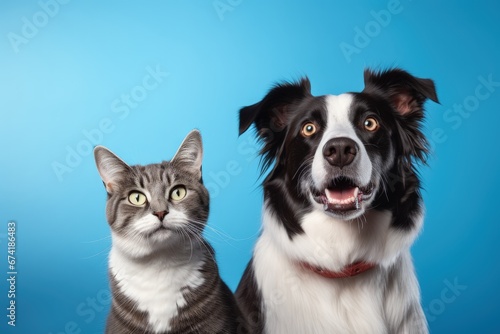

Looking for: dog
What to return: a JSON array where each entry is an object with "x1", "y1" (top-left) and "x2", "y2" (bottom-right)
[{"x1": 235, "y1": 68, "x2": 438, "y2": 334}]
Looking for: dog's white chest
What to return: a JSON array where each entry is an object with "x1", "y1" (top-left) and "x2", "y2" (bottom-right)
[
  {"x1": 249, "y1": 209, "x2": 428, "y2": 334},
  {"x1": 109, "y1": 249, "x2": 205, "y2": 333},
  {"x1": 253, "y1": 232, "x2": 388, "y2": 334}
]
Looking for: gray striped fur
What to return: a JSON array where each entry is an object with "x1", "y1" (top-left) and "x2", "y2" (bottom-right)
[{"x1": 94, "y1": 130, "x2": 246, "y2": 334}]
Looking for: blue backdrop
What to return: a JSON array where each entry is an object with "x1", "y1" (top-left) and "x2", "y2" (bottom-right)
[{"x1": 1, "y1": 1, "x2": 499, "y2": 333}]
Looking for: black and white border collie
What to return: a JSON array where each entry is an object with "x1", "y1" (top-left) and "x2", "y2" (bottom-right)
[{"x1": 236, "y1": 69, "x2": 438, "y2": 334}]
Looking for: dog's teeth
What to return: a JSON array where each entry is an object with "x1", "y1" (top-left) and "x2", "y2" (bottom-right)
[{"x1": 354, "y1": 187, "x2": 360, "y2": 209}]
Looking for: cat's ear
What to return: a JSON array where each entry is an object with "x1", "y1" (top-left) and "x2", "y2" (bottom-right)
[
  {"x1": 171, "y1": 130, "x2": 203, "y2": 179},
  {"x1": 94, "y1": 146, "x2": 131, "y2": 194}
]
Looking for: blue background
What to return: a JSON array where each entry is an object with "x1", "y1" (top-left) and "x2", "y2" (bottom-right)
[{"x1": 1, "y1": 0, "x2": 499, "y2": 333}]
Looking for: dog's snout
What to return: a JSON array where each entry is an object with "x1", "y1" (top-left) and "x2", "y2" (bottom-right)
[{"x1": 322, "y1": 137, "x2": 358, "y2": 168}]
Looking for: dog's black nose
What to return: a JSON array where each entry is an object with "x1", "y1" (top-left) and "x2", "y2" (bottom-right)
[{"x1": 323, "y1": 137, "x2": 358, "y2": 168}]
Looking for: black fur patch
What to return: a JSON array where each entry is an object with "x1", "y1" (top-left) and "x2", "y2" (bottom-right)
[
  {"x1": 235, "y1": 260, "x2": 265, "y2": 334},
  {"x1": 238, "y1": 68, "x2": 438, "y2": 233},
  {"x1": 236, "y1": 68, "x2": 439, "y2": 333}
]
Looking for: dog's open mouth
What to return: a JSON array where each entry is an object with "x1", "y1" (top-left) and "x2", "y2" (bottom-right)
[{"x1": 312, "y1": 177, "x2": 373, "y2": 214}]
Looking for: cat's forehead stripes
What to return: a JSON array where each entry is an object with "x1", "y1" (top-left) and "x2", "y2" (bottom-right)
[
  {"x1": 132, "y1": 164, "x2": 174, "y2": 190},
  {"x1": 136, "y1": 164, "x2": 177, "y2": 179}
]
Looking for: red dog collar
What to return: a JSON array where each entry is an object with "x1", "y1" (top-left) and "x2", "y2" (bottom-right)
[{"x1": 301, "y1": 261, "x2": 376, "y2": 279}]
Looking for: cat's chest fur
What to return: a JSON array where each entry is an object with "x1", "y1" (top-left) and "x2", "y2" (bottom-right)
[{"x1": 109, "y1": 247, "x2": 206, "y2": 333}]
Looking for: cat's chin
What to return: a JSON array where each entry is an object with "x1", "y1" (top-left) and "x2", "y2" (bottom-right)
[{"x1": 147, "y1": 227, "x2": 175, "y2": 241}]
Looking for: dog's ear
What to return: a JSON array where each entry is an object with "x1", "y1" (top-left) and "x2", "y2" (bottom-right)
[
  {"x1": 239, "y1": 78, "x2": 311, "y2": 135},
  {"x1": 239, "y1": 78, "x2": 311, "y2": 170},
  {"x1": 363, "y1": 68, "x2": 438, "y2": 117},
  {"x1": 363, "y1": 68, "x2": 439, "y2": 169}
]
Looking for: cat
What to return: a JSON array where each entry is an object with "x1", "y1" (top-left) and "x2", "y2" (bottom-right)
[{"x1": 94, "y1": 130, "x2": 246, "y2": 334}]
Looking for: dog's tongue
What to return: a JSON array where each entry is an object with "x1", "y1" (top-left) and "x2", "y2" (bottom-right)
[{"x1": 325, "y1": 187, "x2": 359, "y2": 203}]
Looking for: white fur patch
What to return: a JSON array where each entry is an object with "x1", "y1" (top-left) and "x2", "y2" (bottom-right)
[
  {"x1": 109, "y1": 247, "x2": 205, "y2": 333},
  {"x1": 252, "y1": 205, "x2": 426, "y2": 333},
  {"x1": 265, "y1": 204, "x2": 422, "y2": 270},
  {"x1": 109, "y1": 208, "x2": 206, "y2": 333},
  {"x1": 311, "y1": 94, "x2": 372, "y2": 188},
  {"x1": 112, "y1": 208, "x2": 191, "y2": 258}
]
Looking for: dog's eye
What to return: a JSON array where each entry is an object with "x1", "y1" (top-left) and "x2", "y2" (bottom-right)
[
  {"x1": 301, "y1": 123, "x2": 317, "y2": 137},
  {"x1": 363, "y1": 117, "x2": 379, "y2": 132},
  {"x1": 128, "y1": 191, "x2": 147, "y2": 206}
]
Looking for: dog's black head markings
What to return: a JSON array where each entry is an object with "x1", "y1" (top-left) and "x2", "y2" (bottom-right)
[{"x1": 239, "y1": 68, "x2": 438, "y2": 238}]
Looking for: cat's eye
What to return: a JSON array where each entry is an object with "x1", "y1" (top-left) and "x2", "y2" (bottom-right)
[
  {"x1": 301, "y1": 122, "x2": 317, "y2": 137},
  {"x1": 364, "y1": 117, "x2": 379, "y2": 132},
  {"x1": 128, "y1": 192, "x2": 147, "y2": 206},
  {"x1": 170, "y1": 186, "x2": 187, "y2": 201}
]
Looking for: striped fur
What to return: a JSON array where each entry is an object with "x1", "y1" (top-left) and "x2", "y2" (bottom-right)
[{"x1": 94, "y1": 130, "x2": 245, "y2": 333}]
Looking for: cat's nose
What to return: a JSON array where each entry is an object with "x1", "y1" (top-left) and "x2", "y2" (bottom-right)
[{"x1": 153, "y1": 210, "x2": 168, "y2": 222}]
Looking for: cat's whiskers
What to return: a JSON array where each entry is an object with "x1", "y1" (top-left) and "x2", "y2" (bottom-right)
[
  {"x1": 180, "y1": 228, "x2": 195, "y2": 263},
  {"x1": 181, "y1": 225, "x2": 218, "y2": 265},
  {"x1": 79, "y1": 235, "x2": 112, "y2": 260},
  {"x1": 81, "y1": 235, "x2": 111, "y2": 243},
  {"x1": 81, "y1": 247, "x2": 111, "y2": 261},
  {"x1": 187, "y1": 219, "x2": 260, "y2": 246}
]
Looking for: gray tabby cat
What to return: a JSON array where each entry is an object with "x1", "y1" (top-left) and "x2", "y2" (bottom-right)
[{"x1": 94, "y1": 130, "x2": 246, "y2": 334}]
